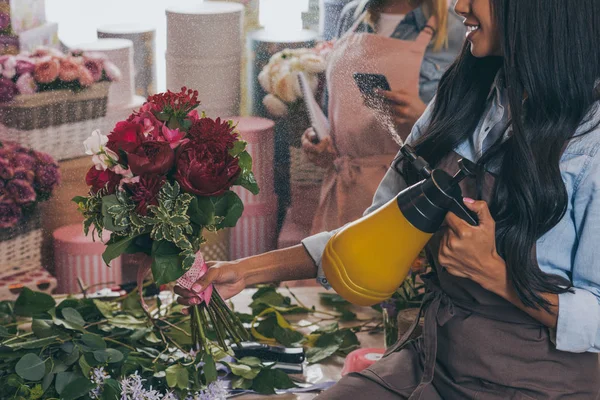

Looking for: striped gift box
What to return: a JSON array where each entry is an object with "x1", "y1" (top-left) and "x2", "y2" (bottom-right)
[
  {"x1": 229, "y1": 198, "x2": 278, "y2": 260},
  {"x1": 53, "y1": 224, "x2": 122, "y2": 294},
  {"x1": 0, "y1": 266, "x2": 57, "y2": 300}
]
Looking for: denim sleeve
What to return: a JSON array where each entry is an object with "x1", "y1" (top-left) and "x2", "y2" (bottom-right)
[
  {"x1": 556, "y1": 143, "x2": 600, "y2": 353},
  {"x1": 302, "y1": 98, "x2": 436, "y2": 288}
]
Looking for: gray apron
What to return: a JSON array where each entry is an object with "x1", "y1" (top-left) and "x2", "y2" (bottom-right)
[{"x1": 316, "y1": 152, "x2": 600, "y2": 399}]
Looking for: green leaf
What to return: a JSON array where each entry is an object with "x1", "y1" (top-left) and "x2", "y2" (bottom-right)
[
  {"x1": 188, "y1": 196, "x2": 215, "y2": 226},
  {"x1": 273, "y1": 368, "x2": 296, "y2": 389},
  {"x1": 151, "y1": 240, "x2": 186, "y2": 285},
  {"x1": 306, "y1": 332, "x2": 344, "y2": 364},
  {"x1": 107, "y1": 315, "x2": 147, "y2": 330},
  {"x1": 55, "y1": 371, "x2": 81, "y2": 395},
  {"x1": 15, "y1": 353, "x2": 46, "y2": 381},
  {"x1": 61, "y1": 347, "x2": 80, "y2": 366},
  {"x1": 101, "y1": 195, "x2": 124, "y2": 232},
  {"x1": 53, "y1": 318, "x2": 85, "y2": 333},
  {"x1": 237, "y1": 150, "x2": 253, "y2": 172},
  {"x1": 314, "y1": 322, "x2": 339, "y2": 334},
  {"x1": 31, "y1": 319, "x2": 57, "y2": 338},
  {"x1": 101, "y1": 378, "x2": 121, "y2": 400},
  {"x1": 228, "y1": 363, "x2": 260, "y2": 380},
  {"x1": 81, "y1": 333, "x2": 106, "y2": 350},
  {"x1": 14, "y1": 288, "x2": 56, "y2": 317},
  {"x1": 102, "y1": 235, "x2": 141, "y2": 266},
  {"x1": 93, "y1": 348, "x2": 124, "y2": 364},
  {"x1": 339, "y1": 329, "x2": 360, "y2": 353},
  {"x1": 42, "y1": 373, "x2": 54, "y2": 392},
  {"x1": 213, "y1": 191, "x2": 244, "y2": 228},
  {"x1": 340, "y1": 309, "x2": 357, "y2": 321},
  {"x1": 165, "y1": 364, "x2": 189, "y2": 389},
  {"x1": 203, "y1": 354, "x2": 217, "y2": 384},
  {"x1": 251, "y1": 369, "x2": 276, "y2": 395},
  {"x1": 61, "y1": 378, "x2": 96, "y2": 400},
  {"x1": 234, "y1": 171, "x2": 260, "y2": 195},
  {"x1": 61, "y1": 308, "x2": 86, "y2": 326},
  {"x1": 231, "y1": 376, "x2": 253, "y2": 390},
  {"x1": 238, "y1": 357, "x2": 262, "y2": 367},
  {"x1": 79, "y1": 355, "x2": 91, "y2": 377},
  {"x1": 273, "y1": 325, "x2": 304, "y2": 347},
  {"x1": 229, "y1": 139, "x2": 247, "y2": 157},
  {"x1": 122, "y1": 294, "x2": 145, "y2": 317}
]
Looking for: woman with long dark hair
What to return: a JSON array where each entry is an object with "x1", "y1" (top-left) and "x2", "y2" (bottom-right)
[{"x1": 177, "y1": 0, "x2": 600, "y2": 397}]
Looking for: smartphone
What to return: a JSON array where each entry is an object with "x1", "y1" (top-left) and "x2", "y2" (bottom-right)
[{"x1": 353, "y1": 73, "x2": 391, "y2": 97}]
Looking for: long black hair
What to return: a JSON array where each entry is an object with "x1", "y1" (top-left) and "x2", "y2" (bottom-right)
[{"x1": 406, "y1": 0, "x2": 600, "y2": 309}]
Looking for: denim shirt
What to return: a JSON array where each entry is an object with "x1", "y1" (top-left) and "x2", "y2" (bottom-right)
[
  {"x1": 333, "y1": 0, "x2": 466, "y2": 104},
  {"x1": 303, "y1": 77, "x2": 600, "y2": 354}
]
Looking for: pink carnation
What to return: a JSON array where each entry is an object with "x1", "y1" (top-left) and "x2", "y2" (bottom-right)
[
  {"x1": 16, "y1": 73, "x2": 37, "y2": 95},
  {"x1": 34, "y1": 58, "x2": 60, "y2": 84},
  {"x1": 59, "y1": 57, "x2": 81, "y2": 82},
  {"x1": 78, "y1": 66, "x2": 95, "y2": 87},
  {"x1": 83, "y1": 58, "x2": 103, "y2": 82}
]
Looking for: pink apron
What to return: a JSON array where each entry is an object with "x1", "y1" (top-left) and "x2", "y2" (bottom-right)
[{"x1": 310, "y1": 12, "x2": 436, "y2": 234}]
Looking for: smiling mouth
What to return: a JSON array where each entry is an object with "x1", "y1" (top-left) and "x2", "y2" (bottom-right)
[{"x1": 465, "y1": 24, "x2": 480, "y2": 40}]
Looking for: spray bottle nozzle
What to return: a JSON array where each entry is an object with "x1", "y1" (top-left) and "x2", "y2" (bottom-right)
[
  {"x1": 451, "y1": 158, "x2": 477, "y2": 185},
  {"x1": 401, "y1": 145, "x2": 432, "y2": 178}
]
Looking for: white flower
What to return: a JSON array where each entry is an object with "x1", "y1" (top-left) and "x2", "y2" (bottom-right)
[
  {"x1": 89, "y1": 367, "x2": 111, "y2": 399},
  {"x1": 113, "y1": 164, "x2": 133, "y2": 178},
  {"x1": 258, "y1": 66, "x2": 272, "y2": 93},
  {"x1": 92, "y1": 148, "x2": 119, "y2": 171},
  {"x1": 299, "y1": 53, "x2": 326, "y2": 74},
  {"x1": 84, "y1": 130, "x2": 109, "y2": 155},
  {"x1": 2, "y1": 56, "x2": 16, "y2": 78},
  {"x1": 263, "y1": 94, "x2": 289, "y2": 117}
]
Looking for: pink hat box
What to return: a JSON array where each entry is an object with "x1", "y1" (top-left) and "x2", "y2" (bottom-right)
[
  {"x1": 53, "y1": 224, "x2": 122, "y2": 294},
  {"x1": 229, "y1": 196, "x2": 278, "y2": 260},
  {"x1": 227, "y1": 116, "x2": 276, "y2": 204}
]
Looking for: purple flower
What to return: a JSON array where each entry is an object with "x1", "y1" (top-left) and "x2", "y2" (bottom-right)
[
  {"x1": 0, "y1": 180, "x2": 5, "y2": 195},
  {"x1": 6, "y1": 179, "x2": 36, "y2": 204},
  {"x1": 15, "y1": 60, "x2": 35, "y2": 75},
  {"x1": 35, "y1": 163, "x2": 60, "y2": 192},
  {"x1": 15, "y1": 73, "x2": 37, "y2": 95},
  {"x1": 0, "y1": 12, "x2": 9, "y2": 32},
  {"x1": 13, "y1": 152, "x2": 36, "y2": 169},
  {"x1": 0, "y1": 78, "x2": 17, "y2": 103},
  {"x1": 0, "y1": 198, "x2": 22, "y2": 229},
  {"x1": 0, "y1": 158, "x2": 14, "y2": 180},
  {"x1": 13, "y1": 167, "x2": 35, "y2": 183},
  {"x1": 84, "y1": 58, "x2": 103, "y2": 82}
]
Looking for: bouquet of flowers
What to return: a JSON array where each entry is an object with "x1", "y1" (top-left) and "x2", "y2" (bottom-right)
[
  {"x1": 0, "y1": 46, "x2": 121, "y2": 103},
  {"x1": 258, "y1": 41, "x2": 334, "y2": 117},
  {"x1": 0, "y1": 141, "x2": 60, "y2": 229},
  {"x1": 74, "y1": 87, "x2": 258, "y2": 354}
]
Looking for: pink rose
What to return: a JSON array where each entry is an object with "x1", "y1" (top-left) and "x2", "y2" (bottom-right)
[
  {"x1": 103, "y1": 60, "x2": 121, "y2": 82},
  {"x1": 13, "y1": 167, "x2": 35, "y2": 183},
  {"x1": 161, "y1": 125, "x2": 185, "y2": 148},
  {"x1": 16, "y1": 73, "x2": 37, "y2": 95},
  {"x1": 34, "y1": 58, "x2": 60, "y2": 84},
  {"x1": 78, "y1": 66, "x2": 94, "y2": 87},
  {"x1": 84, "y1": 58, "x2": 103, "y2": 82},
  {"x1": 15, "y1": 59, "x2": 35, "y2": 75},
  {"x1": 59, "y1": 57, "x2": 81, "y2": 82}
]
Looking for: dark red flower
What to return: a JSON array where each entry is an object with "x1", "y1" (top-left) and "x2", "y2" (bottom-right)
[
  {"x1": 107, "y1": 121, "x2": 143, "y2": 154},
  {"x1": 0, "y1": 198, "x2": 22, "y2": 229},
  {"x1": 187, "y1": 117, "x2": 239, "y2": 155},
  {"x1": 0, "y1": 158, "x2": 14, "y2": 180},
  {"x1": 6, "y1": 179, "x2": 36, "y2": 204},
  {"x1": 13, "y1": 152, "x2": 36, "y2": 170},
  {"x1": 13, "y1": 167, "x2": 35, "y2": 183},
  {"x1": 125, "y1": 175, "x2": 165, "y2": 215},
  {"x1": 0, "y1": 78, "x2": 17, "y2": 103},
  {"x1": 127, "y1": 141, "x2": 175, "y2": 176},
  {"x1": 174, "y1": 141, "x2": 241, "y2": 197},
  {"x1": 146, "y1": 87, "x2": 200, "y2": 117},
  {"x1": 86, "y1": 167, "x2": 121, "y2": 194}
]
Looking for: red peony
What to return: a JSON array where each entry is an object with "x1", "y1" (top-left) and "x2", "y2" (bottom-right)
[
  {"x1": 127, "y1": 141, "x2": 175, "y2": 176},
  {"x1": 86, "y1": 167, "x2": 121, "y2": 194},
  {"x1": 174, "y1": 141, "x2": 241, "y2": 197},
  {"x1": 125, "y1": 174, "x2": 165, "y2": 215},
  {"x1": 107, "y1": 121, "x2": 143, "y2": 153}
]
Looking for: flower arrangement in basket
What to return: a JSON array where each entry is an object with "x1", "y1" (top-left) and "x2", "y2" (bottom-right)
[
  {"x1": 0, "y1": 46, "x2": 121, "y2": 130},
  {"x1": 0, "y1": 141, "x2": 60, "y2": 273},
  {"x1": 258, "y1": 41, "x2": 333, "y2": 118},
  {"x1": 74, "y1": 87, "x2": 259, "y2": 355}
]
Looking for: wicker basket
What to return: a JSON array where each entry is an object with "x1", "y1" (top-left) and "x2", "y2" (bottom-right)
[
  {"x1": 0, "y1": 210, "x2": 43, "y2": 277},
  {"x1": 0, "y1": 116, "x2": 106, "y2": 161},
  {"x1": 0, "y1": 81, "x2": 109, "y2": 131},
  {"x1": 289, "y1": 146, "x2": 326, "y2": 185}
]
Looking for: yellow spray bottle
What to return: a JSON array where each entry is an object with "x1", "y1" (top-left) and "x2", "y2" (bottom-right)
[{"x1": 321, "y1": 145, "x2": 478, "y2": 306}]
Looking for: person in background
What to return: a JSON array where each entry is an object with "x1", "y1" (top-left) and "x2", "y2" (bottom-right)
[
  {"x1": 301, "y1": 0, "x2": 465, "y2": 235},
  {"x1": 178, "y1": 0, "x2": 600, "y2": 396}
]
